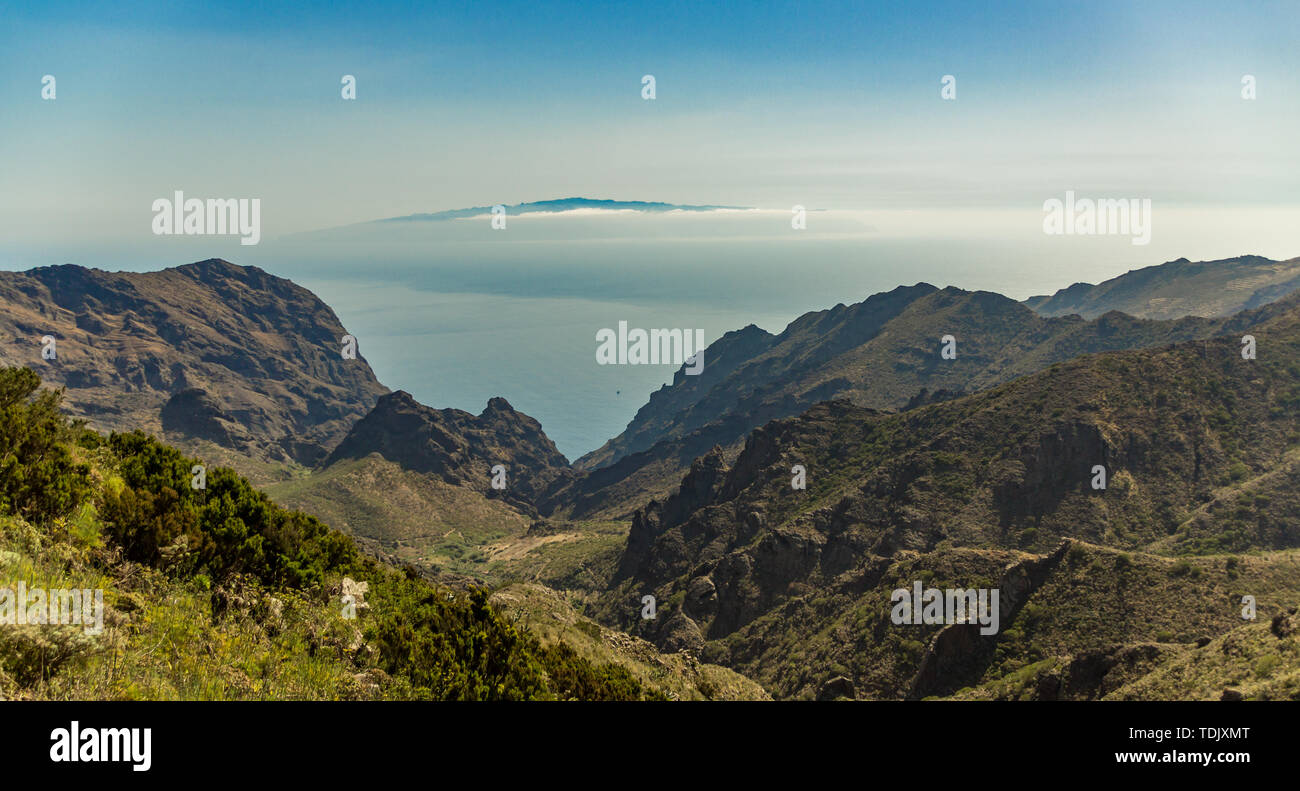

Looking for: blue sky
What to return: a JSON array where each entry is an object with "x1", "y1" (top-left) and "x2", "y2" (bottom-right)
[{"x1": 1, "y1": 0, "x2": 1297, "y2": 261}]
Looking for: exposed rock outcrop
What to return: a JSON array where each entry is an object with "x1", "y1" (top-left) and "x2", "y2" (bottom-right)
[
  {"x1": 322, "y1": 390, "x2": 573, "y2": 515},
  {"x1": 0, "y1": 259, "x2": 388, "y2": 466}
]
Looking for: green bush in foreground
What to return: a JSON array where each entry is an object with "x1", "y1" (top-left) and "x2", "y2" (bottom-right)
[
  {"x1": 0, "y1": 366, "x2": 658, "y2": 701},
  {"x1": 0, "y1": 368, "x2": 90, "y2": 523}
]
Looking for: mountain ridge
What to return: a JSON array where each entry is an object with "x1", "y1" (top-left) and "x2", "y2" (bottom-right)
[
  {"x1": 1024, "y1": 254, "x2": 1300, "y2": 320},
  {"x1": 564, "y1": 270, "x2": 1299, "y2": 521},
  {"x1": 0, "y1": 258, "x2": 388, "y2": 469},
  {"x1": 590, "y1": 291, "x2": 1300, "y2": 697},
  {"x1": 321, "y1": 389, "x2": 574, "y2": 514}
]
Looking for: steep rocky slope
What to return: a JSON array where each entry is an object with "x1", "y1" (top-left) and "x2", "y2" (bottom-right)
[
  {"x1": 592, "y1": 293, "x2": 1300, "y2": 698},
  {"x1": 321, "y1": 390, "x2": 574, "y2": 513},
  {"x1": 273, "y1": 391, "x2": 578, "y2": 576},
  {"x1": 0, "y1": 259, "x2": 388, "y2": 468},
  {"x1": 566, "y1": 278, "x2": 1291, "y2": 520}
]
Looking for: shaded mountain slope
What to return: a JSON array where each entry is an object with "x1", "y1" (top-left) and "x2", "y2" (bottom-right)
[
  {"x1": 0, "y1": 259, "x2": 387, "y2": 467},
  {"x1": 564, "y1": 282, "x2": 1291, "y2": 521},
  {"x1": 575, "y1": 283, "x2": 933, "y2": 471},
  {"x1": 592, "y1": 292, "x2": 1300, "y2": 697},
  {"x1": 321, "y1": 390, "x2": 573, "y2": 514}
]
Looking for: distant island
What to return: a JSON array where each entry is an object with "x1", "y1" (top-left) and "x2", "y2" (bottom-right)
[{"x1": 374, "y1": 197, "x2": 750, "y2": 223}]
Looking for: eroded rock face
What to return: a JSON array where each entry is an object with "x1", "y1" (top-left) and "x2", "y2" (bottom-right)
[
  {"x1": 992, "y1": 421, "x2": 1112, "y2": 524},
  {"x1": 817, "y1": 675, "x2": 855, "y2": 701},
  {"x1": 683, "y1": 575, "x2": 718, "y2": 620},
  {"x1": 908, "y1": 542, "x2": 1073, "y2": 699},
  {"x1": 0, "y1": 259, "x2": 388, "y2": 466},
  {"x1": 658, "y1": 612, "x2": 704, "y2": 654},
  {"x1": 322, "y1": 390, "x2": 574, "y2": 514},
  {"x1": 615, "y1": 448, "x2": 730, "y2": 583},
  {"x1": 1271, "y1": 607, "x2": 1299, "y2": 639},
  {"x1": 1060, "y1": 644, "x2": 1173, "y2": 699},
  {"x1": 161, "y1": 388, "x2": 242, "y2": 448}
]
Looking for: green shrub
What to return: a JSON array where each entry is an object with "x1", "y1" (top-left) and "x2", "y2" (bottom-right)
[
  {"x1": 0, "y1": 368, "x2": 91, "y2": 523},
  {"x1": 1254, "y1": 655, "x2": 1280, "y2": 679},
  {"x1": 0, "y1": 368, "x2": 660, "y2": 702},
  {"x1": 100, "y1": 431, "x2": 360, "y2": 589}
]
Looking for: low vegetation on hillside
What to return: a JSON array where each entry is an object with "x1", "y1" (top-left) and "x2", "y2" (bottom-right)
[
  {"x1": 0, "y1": 367, "x2": 664, "y2": 700},
  {"x1": 593, "y1": 302, "x2": 1300, "y2": 699}
]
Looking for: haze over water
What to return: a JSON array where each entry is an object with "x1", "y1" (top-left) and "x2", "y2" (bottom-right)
[
  {"x1": 240, "y1": 207, "x2": 1297, "y2": 459},
  {"x1": 3, "y1": 201, "x2": 1296, "y2": 459}
]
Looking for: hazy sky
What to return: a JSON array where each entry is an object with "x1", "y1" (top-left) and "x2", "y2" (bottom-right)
[{"x1": 1, "y1": 0, "x2": 1297, "y2": 264}]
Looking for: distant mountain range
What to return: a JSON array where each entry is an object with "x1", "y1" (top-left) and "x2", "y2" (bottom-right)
[
  {"x1": 568, "y1": 256, "x2": 1300, "y2": 521},
  {"x1": 1024, "y1": 254, "x2": 1300, "y2": 320},
  {"x1": 375, "y1": 197, "x2": 748, "y2": 223}
]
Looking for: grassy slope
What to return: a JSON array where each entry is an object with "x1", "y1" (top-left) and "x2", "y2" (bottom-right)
[
  {"x1": 1, "y1": 508, "x2": 374, "y2": 700},
  {"x1": 490, "y1": 583, "x2": 769, "y2": 700},
  {"x1": 0, "y1": 390, "x2": 675, "y2": 701},
  {"x1": 267, "y1": 455, "x2": 530, "y2": 575},
  {"x1": 265, "y1": 454, "x2": 634, "y2": 589}
]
